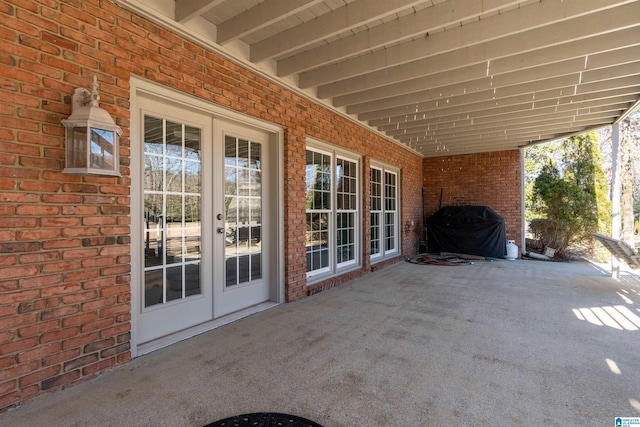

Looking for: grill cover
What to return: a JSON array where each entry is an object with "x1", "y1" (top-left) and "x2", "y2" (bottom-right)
[{"x1": 427, "y1": 206, "x2": 506, "y2": 258}]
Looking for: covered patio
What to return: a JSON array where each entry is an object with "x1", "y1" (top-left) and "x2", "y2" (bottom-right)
[
  {"x1": 2, "y1": 0, "x2": 640, "y2": 415},
  {"x1": 4, "y1": 258, "x2": 639, "y2": 426}
]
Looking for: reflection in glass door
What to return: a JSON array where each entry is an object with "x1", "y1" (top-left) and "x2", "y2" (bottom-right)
[
  {"x1": 143, "y1": 115, "x2": 202, "y2": 307},
  {"x1": 224, "y1": 135, "x2": 262, "y2": 288}
]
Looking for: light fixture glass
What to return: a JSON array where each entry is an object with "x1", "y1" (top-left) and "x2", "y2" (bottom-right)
[{"x1": 61, "y1": 75, "x2": 121, "y2": 176}]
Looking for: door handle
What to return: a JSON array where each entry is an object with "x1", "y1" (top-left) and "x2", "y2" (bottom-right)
[{"x1": 217, "y1": 227, "x2": 225, "y2": 234}]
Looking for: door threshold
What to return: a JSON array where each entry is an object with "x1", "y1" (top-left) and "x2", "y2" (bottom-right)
[{"x1": 135, "y1": 301, "x2": 279, "y2": 356}]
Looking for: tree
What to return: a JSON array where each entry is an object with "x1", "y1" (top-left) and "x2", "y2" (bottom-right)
[
  {"x1": 618, "y1": 113, "x2": 639, "y2": 242},
  {"x1": 530, "y1": 131, "x2": 611, "y2": 256}
]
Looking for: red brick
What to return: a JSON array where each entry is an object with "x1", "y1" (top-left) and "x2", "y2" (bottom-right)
[
  {"x1": 41, "y1": 348, "x2": 81, "y2": 367},
  {"x1": 61, "y1": 290, "x2": 99, "y2": 304},
  {"x1": 101, "y1": 304, "x2": 129, "y2": 318},
  {"x1": 17, "y1": 342, "x2": 60, "y2": 363},
  {"x1": 0, "y1": 255, "x2": 17, "y2": 267},
  {"x1": 16, "y1": 228, "x2": 61, "y2": 241},
  {"x1": 0, "y1": 380, "x2": 16, "y2": 397},
  {"x1": 41, "y1": 260, "x2": 82, "y2": 273},
  {"x1": 62, "y1": 312, "x2": 98, "y2": 328},
  {"x1": 18, "y1": 365, "x2": 60, "y2": 387},
  {"x1": 82, "y1": 357, "x2": 115, "y2": 376},
  {"x1": 19, "y1": 251, "x2": 60, "y2": 264},
  {"x1": 17, "y1": 320, "x2": 59, "y2": 338},
  {"x1": 40, "y1": 326, "x2": 80, "y2": 344},
  {"x1": 100, "y1": 323, "x2": 130, "y2": 340},
  {"x1": 0, "y1": 384, "x2": 39, "y2": 409},
  {"x1": 40, "y1": 370, "x2": 80, "y2": 391},
  {"x1": 82, "y1": 297, "x2": 115, "y2": 312},
  {"x1": 0, "y1": 331, "x2": 15, "y2": 344},
  {"x1": 20, "y1": 274, "x2": 62, "y2": 289},
  {"x1": 61, "y1": 332, "x2": 99, "y2": 351},
  {"x1": 63, "y1": 353, "x2": 98, "y2": 372},
  {"x1": 0, "y1": 288, "x2": 39, "y2": 303},
  {"x1": 40, "y1": 305, "x2": 79, "y2": 321},
  {"x1": 42, "y1": 239, "x2": 83, "y2": 250},
  {"x1": 0, "y1": 338, "x2": 39, "y2": 358},
  {"x1": 40, "y1": 283, "x2": 83, "y2": 298}
]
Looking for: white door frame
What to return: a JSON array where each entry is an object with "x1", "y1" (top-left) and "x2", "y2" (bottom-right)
[{"x1": 129, "y1": 77, "x2": 284, "y2": 357}]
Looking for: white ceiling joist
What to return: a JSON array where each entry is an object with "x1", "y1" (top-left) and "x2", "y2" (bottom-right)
[
  {"x1": 276, "y1": 0, "x2": 523, "y2": 76},
  {"x1": 301, "y1": 0, "x2": 639, "y2": 88},
  {"x1": 250, "y1": 0, "x2": 424, "y2": 62},
  {"x1": 121, "y1": 0, "x2": 640, "y2": 157}
]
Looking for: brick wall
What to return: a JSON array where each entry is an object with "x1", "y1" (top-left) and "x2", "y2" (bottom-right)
[
  {"x1": 422, "y1": 151, "x2": 523, "y2": 248},
  {"x1": 0, "y1": 0, "x2": 423, "y2": 410}
]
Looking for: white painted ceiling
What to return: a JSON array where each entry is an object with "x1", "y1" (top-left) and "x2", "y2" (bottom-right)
[{"x1": 123, "y1": 0, "x2": 640, "y2": 157}]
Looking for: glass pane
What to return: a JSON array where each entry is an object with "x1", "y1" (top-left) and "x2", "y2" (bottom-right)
[
  {"x1": 238, "y1": 139, "x2": 249, "y2": 166},
  {"x1": 166, "y1": 195, "x2": 183, "y2": 224},
  {"x1": 184, "y1": 195, "x2": 200, "y2": 224},
  {"x1": 166, "y1": 157, "x2": 183, "y2": 193},
  {"x1": 144, "y1": 269, "x2": 163, "y2": 307},
  {"x1": 165, "y1": 121, "x2": 182, "y2": 157},
  {"x1": 250, "y1": 143, "x2": 261, "y2": 169},
  {"x1": 165, "y1": 265, "x2": 182, "y2": 302},
  {"x1": 184, "y1": 126, "x2": 201, "y2": 160},
  {"x1": 237, "y1": 198, "x2": 250, "y2": 224},
  {"x1": 89, "y1": 128, "x2": 114, "y2": 170},
  {"x1": 225, "y1": 257, "x2": 237, "y2": 287},
  {"x1": 249, "y1": 198, "x2": 261, "y2": 224},
  {"x1": 144, "y1": 155, "x2": 163, "y2": 191},
  {"x1": 226, "y1": 227, "x2": 238, "y2": 256},
  {"x1": 225, "y1": 136, "x2": 237, "y2": 166},
  {"x1": 250, "y1": 226, "x2": 261, "y2": 249},
  {"x1": 238, "y1": 168, "x2": 250, "y2": 196},
  {"x1": 249, "y1": 170, "x2": 261, "y2": 196},
  {"x1": 144, "y1": 116, "x2": 163, "y2": 155},
  {"x1": 238, "y1": 226, "x2": 250, "y2": 245},
  {"x1": 238, "y1": 255, "x2": 250, "y2": 283},
  {"x1": 225, "y1": 168, "x2": 237, "y2": 196},
  {"x1": 184, "y1": 264, "x2": 200, "y2": 297},
  {"x1": 184, "y1": 161, "x2": 201, "y2": 194},
  {"x1": 144, "y1": 226, "x2": 162, "y2": 267},
  {"x1": 67, "y1": 127, "x2": 87, "y2": 168},
  {"x1": 225, "y1": 196, "x2": 237, "y2": 226},
  {"x1": 184, "y1": 195, "x2": 201, "y2": 263},
  {"x1": 251, "y1": 254, "x2": 262, "y2": 280},
  {"x1": 319, "y1": 246, "x2": 329, "y2": 269}
]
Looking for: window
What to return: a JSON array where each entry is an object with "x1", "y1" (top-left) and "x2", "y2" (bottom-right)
[
  {"x1": 370, "y1": 164, "x2": 399, "y2": 262},
  {"x1": 306, "y1": 145, "x2": 360, "y2": 279}
]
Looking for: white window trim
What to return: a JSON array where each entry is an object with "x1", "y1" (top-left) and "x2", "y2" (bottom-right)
[
  {"x1": 370, "y1": 161, "x2": 401, "y2": 264},
  {"x1": 305, "y1": 139, "x2": 362, "y2": 283}
]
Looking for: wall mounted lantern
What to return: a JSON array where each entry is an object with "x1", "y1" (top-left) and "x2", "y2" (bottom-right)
[{"x1": 61, "y1": 75, "x2": 121, "y2": 176}]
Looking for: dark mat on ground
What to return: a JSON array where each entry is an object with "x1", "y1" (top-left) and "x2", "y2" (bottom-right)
[
  {"x1": 204, "y1": 413, "x2": 323, "y2": 427},
  {"x1": 406, "y1": 253, "x2": 471, "y2": 266}
]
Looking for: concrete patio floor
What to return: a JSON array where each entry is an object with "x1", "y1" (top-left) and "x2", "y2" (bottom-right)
[{"x1": 3, "y1": 258, "x2": 640, "y2": 426}]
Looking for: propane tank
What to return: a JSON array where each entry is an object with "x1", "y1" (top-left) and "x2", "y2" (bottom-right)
[{"x1": 506, "y1": 240, "x2": 518, "y2": 260}]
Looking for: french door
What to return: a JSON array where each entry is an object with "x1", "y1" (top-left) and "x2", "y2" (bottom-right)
[{"x1": 135, "y1": 94, "x2": 274, "y2": 345}]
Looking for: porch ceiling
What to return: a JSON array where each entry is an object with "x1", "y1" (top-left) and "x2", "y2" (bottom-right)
[{"x1": 131, "y1": 0, "x2": 640, "y2": 157}]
